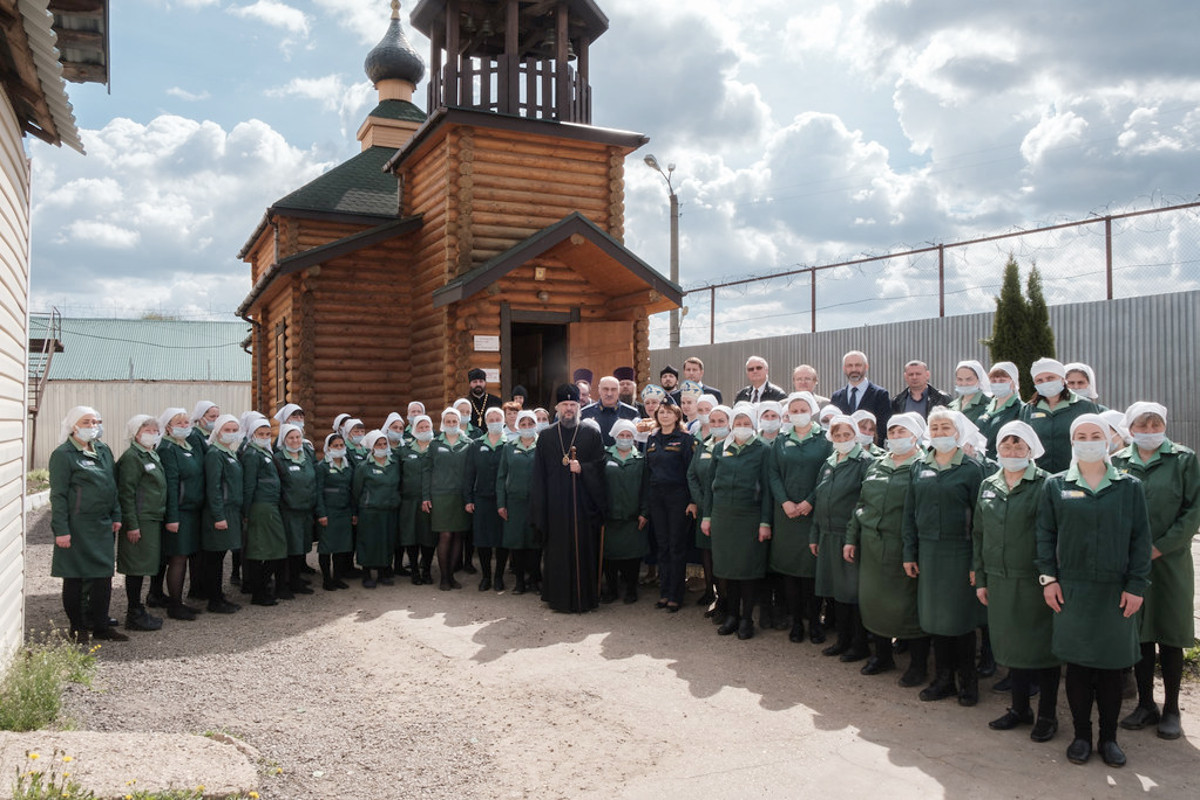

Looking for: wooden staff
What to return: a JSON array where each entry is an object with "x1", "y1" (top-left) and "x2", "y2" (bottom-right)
[{"x1": 570, "y1": 445, "x2": 580, "y2": 611}]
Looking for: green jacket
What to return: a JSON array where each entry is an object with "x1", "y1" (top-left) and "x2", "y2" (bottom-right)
[
  {"x1": 603, "y1": 446, "x2": 645, "y2": 521},
  {"x1": 49, "y1": 438, "x2": 121, "y2": 535},
  {"x1": 496, "y1": 440, "x2": 536, "y2": 506},
  {"x1": 846, "y1": 451, "x2": 920, "y2": 547},
  {"x1": 950, "y1": 391, "x2": 989, "y2": 425},
  {"x1": 423, "y1": 434, "x2": 471, "y2": 500},
  {"x1": 116, "y1": 442, "x2": 166, "y2": 531},
  {"x1": 464, "y1": 434, "x2": 506, "y2": 503},
  {"x1": 1019, "y1": 392, "x2": 1100, "y2": 473},
  {"x1": 315, "y1": 458, "x2": 355, "y2": 517},
  {"x1": 354, "y1": 455, "x2": 402, "y2": 509},
  {"x1": 902, "y1": 450, "x2": 985, "y2": 562},
  {"x1": 972, "y1": 464, "x2": 1048, "y2": 586},
  {"x1": 159, "y1": 437, "x2": 205, "y2": 523},
  {"x1": 240, "y1": 444, "x2": 280, "y2": 517},
  {"x1": 703, "y1": 437, "x2": 772, "y2": 526},
  {"x1": 976, "y1": 395, "x2": 1021, "y2": 456},
  {"x1": 811, "y1": 446, "x2": 872, "y2": 544},
  {"x1": 768, "y1": 425, "x2": 831, "y2": 509},
  {"x1": 274, "y1": 449, "x2": 317, "y2": 512},
  {"x1": 397, "y1": 442, "x2": 431, "y2": 500},
  {"x1": 205, "y1": 444, "x2": 244, "y2": 524}
]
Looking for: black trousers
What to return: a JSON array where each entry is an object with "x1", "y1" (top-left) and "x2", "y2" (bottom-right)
[
  {"x1": 62, "y1": 577, "x2": 111, "y2": 634},
  {"x1": 1065, "y1": 663, "x2": 1123, "y2": 742},
  {"x1": 1011, "y1": 666, "x2": 1062, "y2": 720},
  {"x1": 649, "y1": 484, "x2": 691, "y2": 604}
]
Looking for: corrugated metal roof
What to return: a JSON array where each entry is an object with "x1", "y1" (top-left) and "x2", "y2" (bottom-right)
[
  {"x1": 19, "y1": 0, "x2": 83, "y2": 153},
  {"x1": 30, "y1": 317, "x2": 251, "y2": 381}
]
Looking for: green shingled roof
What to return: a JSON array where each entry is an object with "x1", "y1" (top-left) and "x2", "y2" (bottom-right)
[
  {"x1": 271, "y1": 146, "x2": 400, "y2": 217},
  {"x1": 366, "y1": 99, "x2": 426, "y2": 123},
  {"x1": 30, "y1": 317, "x2": 251, "y2": 382}
]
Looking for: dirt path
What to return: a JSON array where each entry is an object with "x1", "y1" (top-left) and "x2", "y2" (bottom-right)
[{"x1": 21, "y1": 508, "x2": 1200, "y2": 799}]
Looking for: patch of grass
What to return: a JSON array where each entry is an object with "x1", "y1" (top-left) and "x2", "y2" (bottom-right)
[
  {"x1": 1184, "y1": 638, "x2": 1200, "y2": 682},
  {"x1": 25, "y1": 469, "x2": 50, "y2": 494},
  {"x1": 12, "y1": 752, "x2": 260, "y2": 799},
  {"x1": 0, "y1": 633, "x2": 98, "y2": 732}
]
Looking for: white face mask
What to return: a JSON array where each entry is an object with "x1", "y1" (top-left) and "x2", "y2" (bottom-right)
[
  {"x1": 518, "y1": 427, "x2": 536, "y2": 440},
  {"x1": 760, "y1": 419, "x2": 781, "y2": 434},
  {"x1": 856, "y1": 433, "x2": 874, "y2": 447},
  {"x1": 790, "y1": 413, "x2": 812, "y2": 428},
  {"x1": 75, "y1": 426, "x2": 100, "y2": 442},
  {"x1": 1035, "y1": 379, "x2": 1064, "y2": 398},
  {"x1": 990, "y1": 381, "x2": 1013, "y2": 398},
  {"x1": 732, "y1": 426, "x2": 755, "y2": 443},
  {"x1": 286, "y1": 444, "x2": 303, "y2": 455},
  {"x1": 833, "y1": 440, "x2": 856, "y2": 454},
  {"x1": 327, "y1": 448, "x2": 347, "y2": 460},
  {"x1": 254, "y1": 436, "x2": 272, "y2": 450},
  {"x1": 1072, "y1": 441, "x2": 1108, "y2": 463},
  {"x1": 387, "y1": 430, "x2": 405, "y2": 444},
  {"x1": 997, "y1": 456, "x2": 1030, "y2": 472},
  {"x1": 709, "y1": 426, "x2": 729, "y2": 439},
  {"x1": 350, "y1": 434, "x2": 364, "y2": 445},
  {"x1": 955, "y1": 384, "x2": 979, "y2": 396},
  {"x1": 442, "y1": 423, "x2": 460, "y2": 436},
  {"x1": 374, "y1": 447, "x2": 390, "y2": 460},
  {"x1": 289, "y1": 419, "x2": 304, "y2": 431},
  {"x1": 1132, "y1": 432, "x2": 1165, "y2": 451},
  {"x1": 172, "y1": 425, "x2": 192, "y2": 440},
  {"x1": 487, "y1": 421, "x2": 505, "y2": 435},
  {"x1": 200, "y1": 418, "x2": 215, "y2": 432},
  {"x1": 930, "y1": 436, "x2": 958, "y2": 454},
  {"x1": 414, "y1": 430, "x2": 434, "y2": 443},
  {"x1": 535, "y1": 421, "x2": 549, "y2": 432},
  {"x1": 220, "y1": 431, "x2": 244, "y2": 447},
  {"x1": 697, "y1": 413, "x2": 710, "y2": 425},
  {"x1": 615, "y1": 436, "x2": 634, "y2": 451},
  {"x1": 138, "y1": 432, "x2": 161, "y2": 449},
  {"x1": 886, "y1": 436, "x2": 916, "y2": 454}
]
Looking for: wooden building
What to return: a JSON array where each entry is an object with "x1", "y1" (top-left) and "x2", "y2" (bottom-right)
[{"x1": 238, "y1": 0, "x2": 679, "y2": 426}]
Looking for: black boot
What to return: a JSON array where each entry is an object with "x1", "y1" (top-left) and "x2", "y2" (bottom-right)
[
  {"x1": 862, "y1": 635, "x2": 896, "y2": 675},
  {"x1": 899, "y1": 637, "x2": 931, "y2": 687},
  {"x1": 125, "y1": 606, "x2": 163, "y2": 631},
  {"x1": 600, "y1": 564, "x2": 619, "y2": 604},
  {"x1": 717, "y1": 616, "x2": 740, "y2": 636},
  {"x1": 958, "y1": 632, "x2": 979, "y2": 706},
  {"x1": 919, "y1": 670, "x2": 958, "y2": 701},
  {"x1": 493, "y1": 550, "x2": 508, "y2": 593},
  {"x1": 821, "y1": 601, "x2": 851, "y2": 656},
  {"x1": 807, "y1": 593, "x2": 826, "y2": 644},
  {"x1": 839, "y1": 605, "x2": 870, "y2": 663},
  {"x1": 977, "y1": 626, "x2": 996, "y2": 678}
]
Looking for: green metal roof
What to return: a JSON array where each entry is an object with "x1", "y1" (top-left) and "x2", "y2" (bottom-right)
[
  {"x1": 365, "y1": 99, "x2": 426, "y2": 123},
  {"x1": 30, "y1": 317, "x2": 251, "y2": 382},
  {"x1": 270, "y1": 146, "x2": 400, "y2": 217}
]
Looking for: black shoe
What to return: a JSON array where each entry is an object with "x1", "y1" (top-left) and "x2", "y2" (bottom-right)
[
  {"x1": 362, "y1": 577, "x2": 377, "y2": 589},
  {"x1": 207, "y1": 600, "x2": 240, "y2": 614},
  {"x1": 898, "y1": 665, "x2": 928, "y2": 688},
  {"x1": 462, "y1": 564, "x2": 478, "y2": 575},
  {"x1": 989, "y1": 709, "x2": 1034, "y2": 730},
  {"x1": 439, "y1": 581, "x2": 451, "y2": 591},
  {"x1": 513, "y1": 578, "x2": 527, "y2": 596},
  {"x1": 773, "y1": 611, "x2": 791, "y2": 631},
  {"x1": 809, "y1": 624, "x2": 826, "y2": 645},
  {"x1": 1030, "y1": 717, "x2": 1058, "y2": 742},
  {"x1": 696, "y1": 592, "x2": 715, "y2": 607},
  {"x1": 376, "y1": 575, "x2": 394, "y2": 587},
  {"x1": 145, "y1": 593, "x2": 168, "y2": 609},
  {"x1": 758, "y1": 606, "x2": 776, "y2": 629},
  {"x1": 333, "y1": 578, "x2": 350, "y2": 589},
  {"x1": 822, "y1": 639, "x2": 850, "y2": 657},
  {"x1": 655, "y1": 599, "x2": 669, "y2": 609},
  {"x1": 300, "y1": 563, "x2": 317, "y2": 575},
  {"x1": 276, "y1": 587, "x2": 296, "y2": 599},
  {"x1": 92, "y1": 627, "x2": 129, "y2": 642},
  {"x1": 251, "y1": 595, "x2": 278, "y2": 607},
  {"x1": 839, "y1": 646, "x2": 870, "y2": 663},
  {"x1": 600, "y1": 590, "x2": 617, "y2": 605},
  {"x1": 289, "y1": 583, "x2": 316, "y2": 594},
  {"x1": 737, "y1": 618, "x2": 755, "y2": 640},
  {"x1": 1120, "y1": 703, "x2": 1160, "y2": 730},
  {"x1": 1157, "y1": 712, "x2": 1182, "y2": 740},
  {"x1": 789, "y1": 622, "x2": 805, "y2": 643},
  {"x1": 977, "y1": 654, "x2": 997, "y2": 678},
  {"x1": 958, "y1": 676, "x2": 980, "y2": 707},
  {"x1": 411, "y1": 571, "x2": 423, "y2": 586},
  {"x1": 125, "y1": 610, "x2": 163, "y2": 632},
  {"x1": 421, "y1": 569, "x2": 433, "y2": 584},
  {"x1": 395, "y1": 565, "x2": 412, "y2": 577},
  {"x1": 479, "y1": 574, "x2": 493, "y2": 591},
  {"x1": 717, "y1": 616, "x2": 740, "y2": 636},
  {"x1": 167, "y1": 603, "x2": 198, "y2": 621},
  {"x1": 860, "y1": 656, "x2": 896, "y2": 675},
  {"x1": 1066, "y1": 738, "x2": 1092, "y2": 765},
  {"x1": 494, "y1": 575, "x2": 506, "y2": 592},
  {"x1": 992, "y1": 675, "x2": 1012, "y2": 693},
  {"x1": 623, "y1": 588, "x2": 638, "y2": 604},
  {"x1": 229, "y1": 571, "x2": 241, "y2": 586},
  {"x1": 1098, "y1": 739, "x2": 1125, "y2": 768},
  {"x1": 892, "y1": 639, "x2": 909, "y2": 655},
  {"x1": 449, "y1": 577, "x2": 462, "y2": 589},
  {"x1": 919, "y1": 673, "x2": 957, "y2": 702},
  {"x1": 323, "y1": 579, "x2": 339, "y2": 591}
]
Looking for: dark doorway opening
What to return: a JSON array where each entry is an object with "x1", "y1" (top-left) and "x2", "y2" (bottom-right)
[{"x1": 510, "y1": 322, "x2": 568, "y2": 409}]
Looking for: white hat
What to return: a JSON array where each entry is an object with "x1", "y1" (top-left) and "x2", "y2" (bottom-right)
[
  {"x1": 442, "y1": 406, "x2": 462, "y2": 421},
  {"x1": 987, "y1": 361, "x2": 1020, "y2": 386},
  {"x1": 1030, "y1": 358, "x2": 1066, "y2": 380},
  {"x1": 610, "y1": 419, "x2": 638, "y2": 439},
  {"x1": 484, "y1": 406, "x2": 504, "y2": 422},
  {"x1": 383, "y1": 411, "x2": 405, "y2": 432},
  {"x1": 886, "y1": 412, "x2": 925, "y2": 440},
  {"x1": 516, "y1": 410, "x2": 538, "y2": 428},
  {"x1": 1064, "y1": 362, "x2": 1098, "y2": 400},
  {"x1": 126, "y1": 414, "x2": 157, "y2": 441},
  {"x1": 341, "y1": 417, "x2": 365, "y2": 438},
  {"x1": 410, "y1": 414, "x2": 432, "y2": 433},
  {"x1": 158, "y1": 407, "x2": 189, "y2": 434},
  {"x1": 1123, "y1": 401, "x2": 1167, "y2": 429},
  {"x1": 926, "y1": 408, "x2": 974, "y2": 447},
  {"x1": 1100, "y1": 410, "x2": 1130, "y2": 444},
  {"x1": 851, "y1": 409, "x2": 877, "y2": 426},
  {"x1": 995, "y1": 420, "x2": 1045, "y2": 460},
  {"x1": 697, "y1": 393, "x2": 719, "y2": 411},
  {"x1": 757, "y1": 399, "x2": 784, "y2": 419},
  {"x1": 825, "y1": 414, "x2": 857, "y2": 442},
  {"x1": 59, "y1": 406, "x2": 100, "y2": 443},
  {"x1": 362, "y1": 429, "x2": 389, "y2": 453},
  {"x1": 709, "y1": 404, "x2": 733, "y2": 423},
  {"x1": 276, "y1": 422, "x2": 303, "y2": 449},
  {"x1": 956, "y1": 360, "x2": 990, "y2": 393},
  {"x1": 207, "y1": 413, "x2": 241, "y2": 446},
  {"x1": 818, "y1": 404, "x2": 840, "y2": 423},
  {"x1": 239, "y1": 410, "x2": 266, "y2": 434},
  {"x1": 452, "y1": 398, "x2": 471, "y2": 413},
  {"x1": 246, "y1": 417, "x2": 272, "y2": 442},
  {"x1": 730, "y1": 402, "x2": 758, "y2": 430},
  {"x1": 407, "y1": 401, "x2": 425, "y2": 415},
  {"x1": 274, "y1": 403, "x2": 303, "y2": 424},
  {"x1": 190, "y1": 400, "x2": 217, "y2": 424},
  {"x1": 785, "y1": 391, "x2": 818, "y2": 416},
  {"x1": 331, "y1": 413, "x2": 351, "y2": 434}
]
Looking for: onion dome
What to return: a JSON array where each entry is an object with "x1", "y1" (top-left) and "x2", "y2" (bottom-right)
[{"x1": 364, "y1": 1, "x2": 426, "y2": 86}]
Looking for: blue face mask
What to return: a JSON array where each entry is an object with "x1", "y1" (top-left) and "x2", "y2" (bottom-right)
[
  {"x1": 709, "y1": 426, "x2": 729, "y2": 439},
  {"x1": 487, "y1": 421, "x2": 505, "y2": 435},
  {"x1": 172, "y1": 425, "x2": 192, "y2": 439},
  {"x1": 327, "y1": 448, "x2": 347, "y2": 460},
  {"x1": 990, "y1": 381, "x2": 1013, "y2": 397},
  {"x1": 350, "y1": 434, "x2": 364, "y2": 445},
  {"x1": 615, "y1": 437, "x2": 634, "y2": 451},
  {"x1": 1035, "y1": 379, "x2": 1064, "y2": 398},
  {"x1": 414, "y1": 430, "x2": 434, "y2": 443},
  {"x1": 442, "y1": 424, "x2": 460, "y2": 436},
  {"x1": 519, "y1": 427, "x2": 537, "y2": 439},
  {"x1": 930, "y1": 436, "x2": 958, "y2": 454},
  {"x1": 386, "y1": 430, "x2": 404, "y2": 444}
]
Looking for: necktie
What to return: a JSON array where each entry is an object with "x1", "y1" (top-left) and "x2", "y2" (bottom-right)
[
  {"x1": 850, "y1": 386, "x2": 859, "y2": 410},
  {"x1": 752, "y1": 388, "x2": 760, "y2": 404}
]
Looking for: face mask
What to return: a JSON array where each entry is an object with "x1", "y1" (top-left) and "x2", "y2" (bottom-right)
[
  {"x1": 327, "y1": 448, "x2": 347, "y2": 460},
  {"x1": 487, "y1": 421, "x2": 505, "y2": 435},
  {"x1": 1132, "y1": 432, "x2": 1165, "y2": 451},
  {"x1": 856, "y1": 434, "x2": 874, "y2": 447},
  {"x1": 200, "y1": 419, "x2": 215, "y2": 432},
  {"x1": 349, "y1": 434, "x2": 364, "y2": 445},
  {"x1": 172, "y1": 425, "x2": 192, "y2": 439},
  {"x1": 1072, "y1": 441, "x2": 1108, "y2": 463},
  {"x1": 709, "y1": 426, "x2": 730, "y2": 439},
  {"x1": 374, "y1": 447, "x2": 390, "y2": 459},
  {"x1": 886, "y1": 436, "x2": 915, "y2": 454},
  {"x1": 791, "y1": 413, "x2": 812, "y2": 428},
  {"x1": 833, "y1": 440, "x2": 856, "y2": 454},
  {"x1": 615, "y1": 437, "x2": 634, "y2": 451},
  {"x1": 760, "y1": 419, "x2": 781, "y2": 434},
  {"x1": 930, "y1": 436, "x2": 958, "y2": 454},
  {"x1": 535, "y1": 421, "x2": 549, "y2": 433},
  {"x1": 75, "y1": 426, "x2": 100, "y2": 442},
  {"x1": 990, "y1": 381, "x2": 1013, "y2": 398},
  {"x1": 386, "y1": 430, "x2": 405, "y2": 444},
  {"x1": 414, "y1": 430, "x2": 434, "y2": 443},
  {"x1": 407, "y1": 414, "x2": 420, "y2": 424},
  {"x1": 442, "y1": 423, "x2": 460, "y2": 436},
  {"x1": 93, "y1": 423, "x2": 104, "y2": 440},
  {"x1": 998, "y1": 456, "x2": 1030, "y2": 472},
  {"x1": 697, "y1": 413, "x2": 710, "y2": 425},
  {"x1": 286, "y1": 444, "x2": 303, "y2": 455},
  {"x1": 955, "y1": 384, "x2": 979, "y2": 396},
  {"x1": 1035, "y1": 379, "x2": 1064, "y2": 398},
  {"x1": 732, "y1": 426, "x2": 755, "y2": 443},
  {"x1": 138, "y1": 433, "x2": 161, "y2": 449},
  {"x1": 519, "y1": 427, "x2": 536, "y2": 440},
  {"x1": 289, "y1": 419, "x2": 304, "y2": 431},
  {"x1": 220, "y1": 431, "x2": 244, "y2": 447},
  {"x1": 254, "y1": 436, "x2": 272, "y2": 449}
]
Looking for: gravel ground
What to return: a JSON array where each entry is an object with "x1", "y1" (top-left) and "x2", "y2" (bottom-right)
[{"x1": 21, "y1": 507, "x2": 1200, "y2": 799}]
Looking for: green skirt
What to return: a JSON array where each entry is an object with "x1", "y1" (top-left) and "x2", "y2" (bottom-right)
[
  {"x1": 357, "y1": 507, "x2": 397, "y2": 568},
  {"x1": 244, "y1": 502, "x2": 286, "y2": 561},
  {"x1": 1139, "y1": 549, "x2": 1195, "y2": 648},
  {"x1": 201, "y1": 504, "x2": 242, "y2": 552},
  {"x1": 1053, "y1": 580, "x2": 1140, "y2": 669},
  {"x1": 858, "y1": 530, "x2": 922, "y2": 639},
  {"x1": 471, "y1": 496, "x2": 504, "y2": 548},
  {"x1": 984, "y1": 573, "x2": 1058, "y2": 669},
  {"x1": 398, "y1": 496, "x2": 435, "y2": 548},
  {"x1": 501, "y1": 496, "x2": 537, "y2": 550},
  {"x1": 710, "y1": 505, "x2": 768, "y2": 581},
  {"x1": 117, "y1": 518, "x2": 162, "y2": 577},
  {"x1": 916, "y1": 537, "x2": 984, "y2": 637},
  {"x1": 814, "y1": 525, "x2": 858, "y2": 603},
  {"x1": 430, "y1": 492, "x2": 470, "y2": 533},
  {"x1": 281, "y1": 507, "x2": 314, "y2": 556},
  {"x1": 51, "y1": 512, "x2": 115, "y2": 579},
  {"x1": 163, "y1": 509, "x2": 201, "y2": 557},
  {"x1": 604, "y1": 517, "x2": 648, "y2": 560},
  {"x1": 768, "y1": 510, "x2": 816, "y2": 578},
  {"x1": 319, "y1": 509, "x2": 354, "y2": 554}
]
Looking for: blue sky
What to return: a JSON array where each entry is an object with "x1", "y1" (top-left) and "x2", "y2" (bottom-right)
[{"x1": 29, "y1": 1, "x2": 1200, "y2": 345}]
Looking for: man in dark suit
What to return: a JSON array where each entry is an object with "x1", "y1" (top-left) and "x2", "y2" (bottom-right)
[
  {"x1": 888, "y1": 360, "x2": 950, "y2": 419},
  {"x1": 581, "y1": 376, "x2": 640, "y2": 446},
  {"x1": 668, "y1": 356, "x2": 723, "y2": 405},
  {"x1": 733, "y1": 356, "x2": 788, "y2": 404},
  {"x1": 830, "y1": 350, "x2": 891, "y2": 443}
]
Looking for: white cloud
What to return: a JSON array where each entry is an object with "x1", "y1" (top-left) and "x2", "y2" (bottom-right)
[
  {"x1": 167, "y1": 86, "x2": 211, "y2": 102},
  {"x1": 266, "y1": 74, "x2": 375, "y2": 138},
  {"x1": 229, "y1": 0, "x2": 310, "y2": 53},
  {"x1": 62, "y1": 220, "x2": 141, "y2": 249},
  {"x1": 314, "y1": 0, "x2": 399, "y2": 46}
]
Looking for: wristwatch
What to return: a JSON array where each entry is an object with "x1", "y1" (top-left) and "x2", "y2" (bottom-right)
[{"x1": 1038, "y1": 574, "x2": 1058, "y2": 586}]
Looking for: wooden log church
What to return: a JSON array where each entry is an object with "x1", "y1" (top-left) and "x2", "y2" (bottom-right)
[{"x1": 237, "y1": 0, "x2": 680, "y2": 426}]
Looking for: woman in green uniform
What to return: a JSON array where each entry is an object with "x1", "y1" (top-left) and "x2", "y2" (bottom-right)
[
  {"x1": 497, "y1": 410, "x2": 540, "y2": 595},
  {"x1": 1064, "y1": 362, "x2": 1101, "y2": 405},
  {"x1": 353, "y1": 430, "x2": 402, "y2": 587},
  {"x1": 846, "y1": 412, "x2": 928, "y2": 682},
  {"x1": 976, "y1": 362, "x2": 1022, "y2": 456},
  {"x1": 315, "y1": 432, "x2": 354, "y2": 591},
  {"x1": 1037, "y1": 414, "x2": 1152, "y2": 767},
  {"x1": 156, "y1": 407, "x2": 204, "y2": 620},
  {"x1": 902, "y1": 409, "x2": 986, "y2": 706},
  {"x1": 423, "y1": 408, "x2": 473, "y2": 589},
  {"x1": 341, "y1": 418, "x2": 368, "y2": 466},
  {"x1": 810, "y1": 415, "x2": 872, "y2": 662},
  {"x1": 950, "y1": 360, "x2": 991, "y2": 425},
  {"x1": 851, "y1": 410, "x2": 886, "y2": 457},
  {"x1": 1019, "y1": 358, "x2": 1100, "y2": 472},
  {"x1": 453, "y1": 398, "x2": 482, "y2": 440},
  {"x1": 116, "y1": 415, "x2": 166, "y2": 631},
  {"x1": 690, "y1": 404, "x2": 730, "y2": 619},
  {"x1": 396, "y1": 415, "x2": 436, "y2": 585},
  {"x1": 240, "y1": 419, "x2": 287, "y2": 605},
  {"x1": 274, "y1": 423, "x2": 318, "y2": 594},
  {"x1": 972, "y1": 421, "x2": 1060, "y2": 742},
  {"x1": 599, "y1": 419, "x2": 648, "y2": 604},
  {"x1": 189, "y1": 401, "x2": 219, "y2": 452},
  {"x1": 200, "y1": 414, "x2": 244, "y2": 613},
  {"x1": 1114, "y1": 402, "x2": 1200, "y2": 741},
  {"x1": 701, "y1": 404, "x2": 773, "y2": 640},
  {"x1": 50, "y1": 406, "x2": 126, "y2": 644},
  {"x1": 465, "y1": 406, "x2": 509, "y2": 591},
  {"x1": 767, "y1": 393, "x2": 830, "y2": 642}
]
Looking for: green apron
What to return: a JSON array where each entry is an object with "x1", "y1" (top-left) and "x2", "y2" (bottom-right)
[
  {"x1": 115, "y1": 443, "x2": 165, "y2": 576},
  {"x1": 49, "y1": 439, "x2": 121, "y2": 579},
  {"x1": 767, "y1": 425, "x2": 830, "y2": 577},
  {"x1": 705, "y1": 437, "x2": 772, "y2": 581}
]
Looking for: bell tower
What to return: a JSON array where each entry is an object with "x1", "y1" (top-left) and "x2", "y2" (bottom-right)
[{"x1": 410, "y1": 0, "x2": 606, "y2": 124}]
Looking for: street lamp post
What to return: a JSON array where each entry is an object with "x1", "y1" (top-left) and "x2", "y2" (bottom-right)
[{"x1": 644, "y1": 154, "x2": 680, "y2": 349}]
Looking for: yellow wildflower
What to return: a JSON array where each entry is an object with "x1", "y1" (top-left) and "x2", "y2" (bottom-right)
[
  {"x1": 274, "y1": 767, "x2": 283, "y2": 775},
  {"x1": 29, "y1": 753, "x2": 40, "y2": 760},
  {"x1": 62, "y1": 756, "x2": 73, "y2": 762},
  {"x1": 125, "y1": 795, "x2": 132, "y2": 800},
  {"x1": 249, "y1": 793, "x2": 260, "y2": 799},
  {"x1": 63, "y1": 772, "x2": 70, "y2": 778},
  {"x1": 196, "y1": 786, "x2": 205, "y2": 792}
]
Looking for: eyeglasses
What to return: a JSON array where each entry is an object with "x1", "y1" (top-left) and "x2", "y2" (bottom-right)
[{"x1": 747, "y1": 366, "x2": 764, "y2": 372}]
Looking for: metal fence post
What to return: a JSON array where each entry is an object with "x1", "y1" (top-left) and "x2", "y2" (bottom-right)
[
  {"x1": 810, "y1": 268, "x2": 817, "y2": 333},
  {"x1": 938, "y1": 244, "x2": 945, "y2": 317},
  {"x1": 709, "y1": 285, "x2": 716, "y2": 345},
  {"x1": 1105, "y1": 216, "x2": 1114, "y2": 300}
]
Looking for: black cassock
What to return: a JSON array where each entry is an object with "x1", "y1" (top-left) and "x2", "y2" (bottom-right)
[{"x1": 530, "y1": 421, "x2": 607, "y2": 612}]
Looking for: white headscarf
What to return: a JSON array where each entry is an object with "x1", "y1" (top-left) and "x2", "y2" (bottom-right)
[
  {"x1": 246, "y1": 417, "x2": 272, "y2": 448},
  {"x1": 825, "y1": 414, "x2": 857, "y2": 442},
  {"x1": 995, "y1": 420, "x2": 1046, "y2": 460},
  {"x1": 730, "y1": 402, "x2": 758, "y2": 431},
  {"x1": 709, "y1": 404, "x2": 733, "y2": 427},
  {"x1": 697, "y1": 394, "x2": 719, "y2": 412},
  {"x1": 926, "y1": 408, "x2": 974, "y2": 447},
  {"x1": 59, "y1": 406, "x2": 100, "y2": 444},
  {"x1": 409, "y1": 414, "x2": 433, "y2": 443},
  {"x1": 274, "y1": 403, "x2": 304, "y2": 424},
  {"x1": 407, "y1": 401, "x2": 425, "y2": 417},
  {"x1": 382, "y1": 411, "x2": 405, "y2": 434},
  {"x1": 610, "y1": 419, "x2": 638, "y2": 441},
  {"x1": 1123, "y1": 401, "x2": 1167, "y2": 430},
  {"x1": 159, "y1": 407, "x2": 189, "y2": 436},
  {"x1": 1100, "y1": 410, "x2": 1131, "y2": 445},
  {"x1": 1030, "y1": 358, "x2": 1066, "y2": 381},
  {"x1": 331, "y1": 413, "x2": 351, "y2": 434},
  {"x1": 126, "y1": 414, "x2": 157, "y2": 441},
  {"x1": 886, "y1": 412, "x2": 925, "y2": 441},
  {"x1": 341, "y1": 417, "x2": 365, "y2": 439},
  {"x1": 442, "y1": 406, "x2": 462, "y2": 422},
  {"x1": 786, "y1": 391, "x2": 818, "y2": 417},
  {"x1": 955, "y1": 359, "x2": 991, "y2": 395},
  {"x1": 207, "y1": 413, "x2": 241, "y2": 447},
  {"x1": 1064, "y1": 362, "x2": 1098, "y2": 400},
  {"x1": 239, "y1": 410, "x2": 266, "y2": 434},
  {"x1": 277, "y1": 422, "x2": 303, "y2": 450},
  {"x1": 818, "y1": 404, "x2": 839, "y2": 424},
  {"x1": 362, "y1": 430, "x2": 389, "y2": 456},
  {"x1": 191, "y1": 400, "x2": 217, "y2": 424},
  {"x1": 452, "y1": 398, "x2": 471, "y2": 417},
  {"x1": 1069, "y1": 413, "x2": 1115, "y2": 463},
  {"x1": 988, "y1": 361, "x2": 1020, "y2": 387},
  {"x1": 850, "y1": 409, "x2": 876, "y2": 427},
  {"x1": 324, "y1": 431, "x2": 346, "y2": 464}
]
